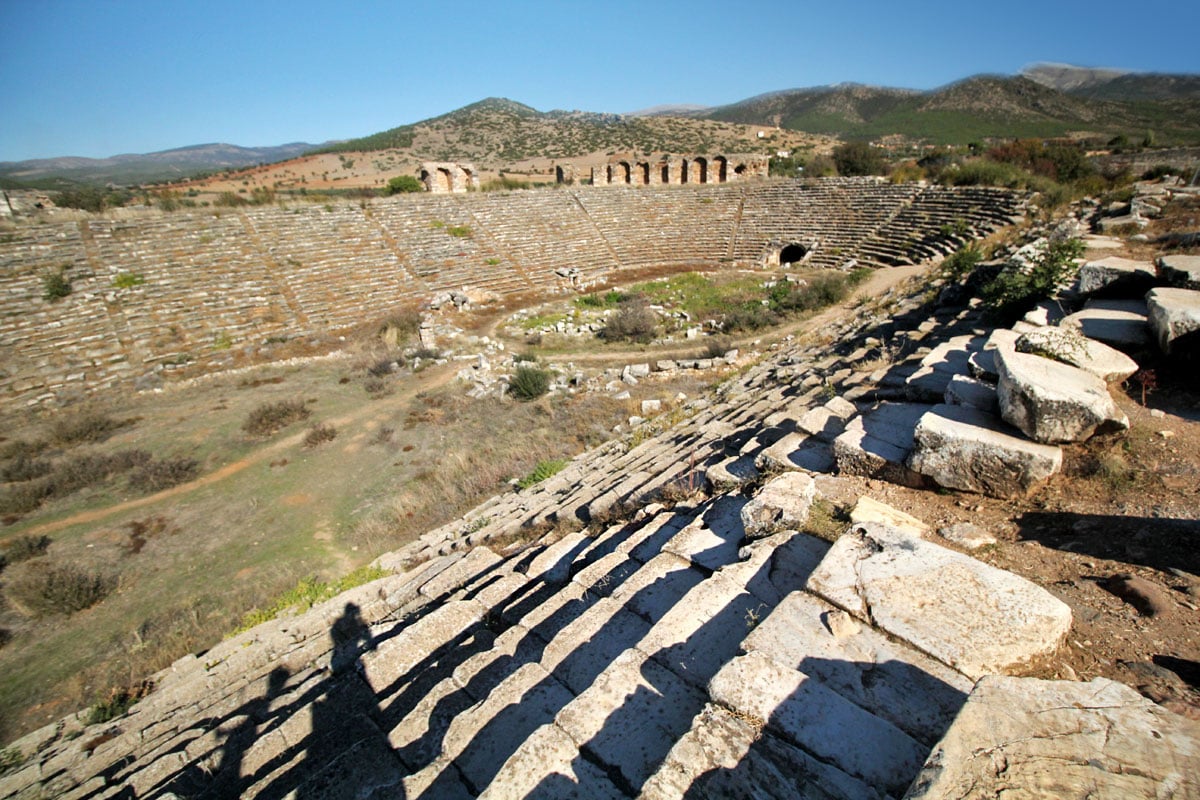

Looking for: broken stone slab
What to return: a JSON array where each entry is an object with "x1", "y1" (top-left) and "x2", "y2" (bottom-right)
[
  {"x1": 832, "y1": 402, "x2": 930, "y2": 487},
  {"x1": 709, "y1": 650, "x2": 927, "y2": 797},
  {"x1": 943, "y1": 374, "x2": 997, "y2": 413},
  {"x1": 1078, "y1": 256, "x2": 1157, "y2": 296},
  {"x1": 966, "y1": 328, "x2": 1021, "y2": 382},
  {"x1": 639, "y1": 703, "x2": 883, "y2": 800},
  {"x1": 1096, "y1": 213, "x2": 1147, "y2": 232},
  {"x1": 905, "y1": 676, "x2": 1200, "y2": 800},
  {"x1": 1060, "y1": 298, "x2": 1150, "y2": 351},
  {"x1": 805, "y1": 522, "x2": 1072, "y2": 680},
  {"x1": 908, "y1": 403, "x2": 1063, "y2": 498},
  {"x1": 1015, "y1": 326, "x2": 1138, "y2": 382},
  {"x1": 1159, "y1": 254, "x2": 1200, "y2": 289},
  {"x1": 996, "y1": 348, "x2": 1128, "y2": 443},
  {"x1": 797, "y1": 396, "x2": 857, "y2": 442},
  {"x1": 740, "y1": 472, "x2": 817, "y2": 538},
  {"x1": 936, "y1": 522, "x2": 996, "y2": 550},
  {"x1": 754, "y1": 432, "x2": 836, "y2": 475},
  {"x1": 848, "y1": 496, "x2": 929, "y2": 537},
  {"x1": 1146, "y1": 287, "x2": 1200, "y2": 355},
  {"x1": 743, "y1": 590, "x2": 973, "y2": 747},
  {"x1": 705, "y1": 454, "x2": 759, "y2": 492}
]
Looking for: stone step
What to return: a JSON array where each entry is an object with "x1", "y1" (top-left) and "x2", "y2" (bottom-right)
[{"x1": 833, "y1": 401, "x2": 931, "y2": 486}]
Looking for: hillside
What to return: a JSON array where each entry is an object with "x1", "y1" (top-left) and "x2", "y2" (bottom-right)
[
  {"x1": 0, "y1": 142, "x2": 321, "y2": 190},
  {"x1": 698, "y1": 74, "x2": 1200, "y2": 145}
]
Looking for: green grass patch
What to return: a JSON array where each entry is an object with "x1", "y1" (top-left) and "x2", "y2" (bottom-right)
[
  {"x1": 234, "y1": 565, "x2": 389, "y2": 633},
  {"x1": 516, "y1": 458, "x2": 570, "y2": 489}
]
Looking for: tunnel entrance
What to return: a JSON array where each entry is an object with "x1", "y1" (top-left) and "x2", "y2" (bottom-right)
[{"x1": 779, "y1": 243, "x2": 809, "y2": 265}]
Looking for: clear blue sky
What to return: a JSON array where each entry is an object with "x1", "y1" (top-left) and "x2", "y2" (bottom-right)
[{"x1": 2, "y1": 0, "x2": 1197, "y2": 161}]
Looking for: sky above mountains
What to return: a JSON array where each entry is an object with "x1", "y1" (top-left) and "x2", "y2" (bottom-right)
[{"x1": 2, "y1": 0, "x2": 1198, "y2": 162}]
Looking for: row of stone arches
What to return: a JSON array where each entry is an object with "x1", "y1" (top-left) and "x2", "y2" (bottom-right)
[
  {"x1": 419, "y1": 162, "x2": 480, "y2": 193},
  {"x1": 585, "y1": 154, "x2": 768, "y2": 186}
]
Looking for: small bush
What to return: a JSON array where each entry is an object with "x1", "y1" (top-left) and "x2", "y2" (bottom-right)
[
  {"x1": 6, "y1": 561, "x2": 115, "y2": 616},
  {"x1": 42, "y1": 269, "x2": 72, "y2": 302},
  {"x1": 49, "y1": 408, "x2": 124, "y2": 445},
  {"x1": 0, "y1": 746, "x2": 24, "y2": 776},
  {"x1": 722, "y1": 304, "x2": 778, "y2": 332},
  {"x1": 446, "y1": 225, "x2": 472, "y2": 238},
  {"x1": 242, "y1": 400, "x2": 311, "y2": 438},
  {"x1": 384, "y1": 175, "x2": 423, "y2": 194},
  {"x1": 832, "y1": 141, "x2": 886, "y2": 176},
  {"x1": 363, "y1": 376, "x2": 388, "y2": 395},
  {"x1": 939, "y1": 245, "x2": 983, "y2": 282},
  {"x1": 516, "y1": 458, "x2": 569, "y2": 489},
  {"x1": 981, "y1": 238, "x2": 1084, "y2": 320},
  {"x1": 2, "y1": 456, "x2": 52, "y2": 482},
  {"x1": 770, "y1": 272, "x2": 851, "y2": 313},
  {"x1": 509, "y1": 365, "x2": 551, "y2": 401},
  {"x1": 128, "y1": 457, "x2": 198, "y2": 493},
  {"x1": 85, "y1": 685, "x2": 146, "y2": 726},
  {"x1": 111, "y1": 272, "x2": 145, "y2": 289},
  {"x1": 303, "y1": 423, "x2": 338, "y2": 448},
  {"x1": 704, "y1": 336, "x2": 734, "y2": 359},
  {"x1": 600, "y1": 297, "x2": 658, "y2": 343},
  {"x1": 4, "y1": 535, "x2": 51, "y2": 564}
]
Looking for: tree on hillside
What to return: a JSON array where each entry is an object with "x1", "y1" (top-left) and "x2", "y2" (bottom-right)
[
  {"x1": 384, "y1": 175, "x2": 423, "y2": 195},
  {"x1": 832, "y1": 141, "x2": 886, "y2": 176}
]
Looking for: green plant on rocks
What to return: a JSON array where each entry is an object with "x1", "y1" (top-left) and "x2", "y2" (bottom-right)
[
  {"x1": 517, "y1": 458, "x2": 569, "y2": 489},
  {"x1": 509, "y1": 365, "x2": 551, "y2": 400}
]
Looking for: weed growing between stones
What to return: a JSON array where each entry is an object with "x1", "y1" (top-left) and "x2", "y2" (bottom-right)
[
  {"x1": 516, "y1": 458, "x2": 569, "y2": 489},
  {"x1": 233, "y1": 565, "x2": 388, "y2": 633}
]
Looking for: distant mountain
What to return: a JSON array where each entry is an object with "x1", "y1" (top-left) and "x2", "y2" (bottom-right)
[
  {"x1": 313, "y1": 97, "x2": 767, "y2": 166},
  {"x1": 0, "y1": 142, "x2": 322, "y2": 188},
  {"x1": 694, "y1": 74, "x2": 1200, "y2": 145},
  {"x1": 1023, "y1": 62, "x2": 1200, "y2": 102},
  {"x1": 625, "y1": 104, "x2": 712, "y2": 117}
]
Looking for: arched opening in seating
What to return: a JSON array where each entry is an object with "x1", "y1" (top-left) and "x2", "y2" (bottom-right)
[
  {"x1": 437, "y1": 168, "x2": 453, "y2": 192},
  {"x1": 617, "y1": 161, "x2": 632, "y2": 184},
  {"x1": 779, "y1": 243, "x2": 809, "y2": 265},
  {"x1": 734, "y1": 164, "x2": 747, "y2": 177},
  {"x1": 680, "y1": 159, "x2": 689, "y2": 184},
  {"x1": 460, "y1": 166, "x2": 475, "y2": 189},
  {"x1": 606, "y1": 165, "x2": 614, "y2": 184},
  {"x1": 555, "y1": 165, "x2": 569, "y2": 184},
  {"x1": 694, "y1": 157, "x2": 708, "y2": 184},
  {"x1": 637, "y1": 162, "x2": 650, "y2": 185},
  {"x1": 714, "y1": 156, "x2": 728, "y2": 183},
  {"x1": 661, "y1": 164, "x2": 670, "y2": 184}
]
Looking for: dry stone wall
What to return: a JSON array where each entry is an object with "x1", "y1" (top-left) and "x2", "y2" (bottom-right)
[{"x1": 0, "y1": 180, "x2": 1024, "y2": 411}]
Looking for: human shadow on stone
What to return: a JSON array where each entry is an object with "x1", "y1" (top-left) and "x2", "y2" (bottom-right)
[{"x1": 256, "y1": 602, "x2": 405, "y2": 800}]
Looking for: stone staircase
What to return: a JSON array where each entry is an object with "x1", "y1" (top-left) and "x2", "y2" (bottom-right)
[{"x1": 6, "y1": 210, "x2": 1197, "y2": 798}]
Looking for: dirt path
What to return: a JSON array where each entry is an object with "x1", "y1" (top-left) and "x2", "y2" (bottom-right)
[
  {"x1": 19, "y1": 265, "x2": 924, "y2": 538},
  {"x1": 20, "y1": 363, "x2": 462, "y2": 537}
]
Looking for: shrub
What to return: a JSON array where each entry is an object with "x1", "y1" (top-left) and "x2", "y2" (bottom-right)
[
  {"x1": 446, "y1": 225, "x2": 472, "y2": 238},
  {"x1": 112, "y1": 272, "x2": 145, "y2": 289},
  {"x1": 832, "y1": 141, "x2": 886, "y2": 176},
  {"x1": 600, "y1": 297, "x2": 658, "y2": 343},
  {"x1": 770, "y1": 272, "x2": 851, "y2": 313},
  {"x1": 384, "y1": 175, "x2": 423, "y2": 194},
  {"x1": 509, "y1": 365, "x2": 551, "y2": 401},
  {"x1": 940, "y1": 245, "x2": 983, "y2": 282},
  {"x1": 2, "y1": 456, "x2": 52, "y2": 483},
  {"x1": 4, "y1": 535, "x2": 50, "y2": 564},
  {"x1": 722, "y1": 303, "x2": 778, "y2": 332},
  {"x1": 242, "y1": 400, "x2": 311, "y2": 437},
  {"x1": 6, "y1": 561, "x2": 115, "y2": 616},
  {"x1": 49, "y1": 408, "x2": 123, "y2": 445},
  {"x1": 981, "y1": 238, "x2": 1084, "y2": 320},
  {"x1": 302, "y1": 423, "x2": 338, "y2": 448},
  {"x1": 0, "y1": 747, "x2": 23, "y2": 776},
  {"x1": 85, "y1": 685, "x2": 147, "y2": 726},
  {"x1": 704, "y1": 336, "x2": 734, "y2": 359},
  {"x1": 516, "y1": 458, "x2": 570, "y2": 489},
  {"x1": 42, "y1": 269, "x2": 71, "y2": 302},
  {"x1": 128, "y1": 457, "x2": 198, "y2": 493}
]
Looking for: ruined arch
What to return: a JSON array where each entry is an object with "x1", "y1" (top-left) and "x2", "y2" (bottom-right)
[
  {"x1": 637, "y1": 162, "x2": 650, "y2": 185},
  {"x1": 693, "y1": 157, "x2": 708, "y2": 184},
  {"x1": 680, "y1": 158, "x2": 689, "y2": 184},
  {"x1": 734, "y1": 163, "x2": 748, "y2": 177},
  {"x1": 779, "y1": 243, "x2": 809, "y2": 264},
  {"x1": 714, "y1": 156, "x2": 728, "y2": 183},
  {"x1": 661, "y1": 164, "x2": 670, "y2": 184},
  {"x1": 617, "y1": 161, "x2": 632, "y2": 184}
]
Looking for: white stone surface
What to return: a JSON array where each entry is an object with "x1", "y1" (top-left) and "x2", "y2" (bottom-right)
[
  {"x1": 907, "y1": 676, "x2": 1200, "y2": 800},
  {"x1": 1061, "y1": 298, "x2": 1149, "y2": 350},
  {"x1": 805, "y1": 523, "x2": 1073, "y2": 680},
  {"x1": 996, "y1": 348, "x2": 1128, "y2": 443},
  {"x1": 1015, "y1": 325, "x2": 1138, "y2": 382},
  {"x1": 740, "y1": 471, "x2": 817, "y2": 538},
  {"x1": 908, "y1": 403, "x2": 1063, "y2": 497},
  {"x1": 1078, "y1": 255, "x2": 1156, "y2": 295},
  {"x1": 1146, "y1": 286, "x2": 1200, "y2": 355}
]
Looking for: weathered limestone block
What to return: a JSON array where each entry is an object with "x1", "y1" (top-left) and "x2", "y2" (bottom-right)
[
  {"x1": 1060, "y1": 298, "x2": 1150, "y2": 350},
  {"x1": 754, "y1": 432, "x2": 835, "y2": 475},
  {"x1": 996, "y1": 348, "x2": 1128, "y2": 443},
  {"x1": 943, "y1": 374, "x2": 997, "y2": 412},
  {"x1": 908, "y1": 404, "x2": 1063, "y2": 498},
  {"x1": 905, "y1": 676, "x2": 1200, "y2": 800},
  {"x1": 1158, "y1": 254, "x2": 1200, "y2": 289},
  {"x1": 848, "y1": 496, "x2": 929, "y2": 537},
  {"x1": 705, "y1": 455, "x2": 758, "y2": 492},
  {"x1": 833, "y1": 402, "x2": 930, "y2": 486},
  {"x1": 1078, "y1": 255, "x2": 1157, "y2": 295},
  {"x1": 740, "y1": 472, "x2": 816, "y2": 538},
  {"x1": 1146, "y1": 287, "x2": 1200, "y2": 355},
  {"x1": 1015, "y1": 325, "x2": 1138, "y2": 382},
  {"x1": 640, "y1": 704, "x2": 882, "y2": 800},
  {"x1": 797, "y1": 396, "x2": 857, "y2": 441},
  {"x1": 479, "y1": 723, "x2": 625, "y2": 800},
  {"x1": 805, "y1": 523, "x2": 1073, "y2": 680},
  {"x1": 709, "y1": 650, "x2": 927, "y2": 797}
]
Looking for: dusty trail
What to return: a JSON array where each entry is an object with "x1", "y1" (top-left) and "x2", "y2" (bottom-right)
[
  {"x1": 18, "y1": 264, "x2": 924, "y2": 538},
  {"x1": 20, "y1": 363, "x2": 461, "y2": 537}
]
